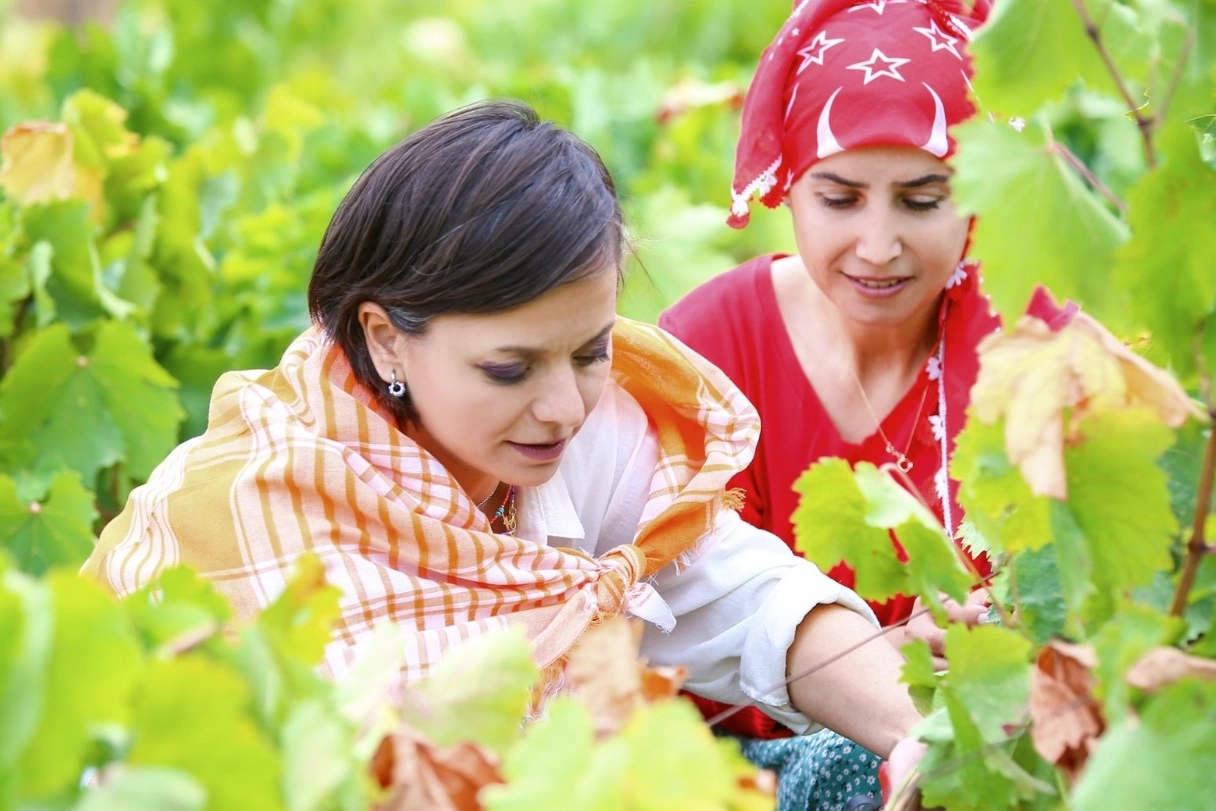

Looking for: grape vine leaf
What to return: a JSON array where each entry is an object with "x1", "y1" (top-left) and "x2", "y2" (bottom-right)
[
  {"x1": 0, "y1": 254, "x2": 31, "y2": 339},
  {"x1": 794, "y1": 460, "x2": 971, "y2": 605},
  {"x1": 951, "y1": 417, "x2": 1052, "y2": 555},
  {"x1": 1063, "y1": 409, "x2": 1179, "y2": 606},
  {"x1": 0, "y1": 321, "x2": 183, "y2": 484},
  {"x1": 941, "y1": 624, "x2": 1033, "y2": 745},
  {"x1": 969, "y1": 0, "x2": 1150, "y2": 116},
  {"x1": 0, "y1": 122, "x2": 77, "y2": 204},
  {"x1": 126, "y1": 657, "x2": 283, "y2": 811},
  {"x1": 482, "y1": 697, "x2": 617, "y2": 811},
  {"x1": 1070, "y1": 680, "x2": 1216, "y2": 810},
  {"x1": 952, "y1": 118, "x2": 1129, "y2": 329},
  {"x1": 1089, "y1": 601, "x2": 1181, "y2": 724},
  {"x1": 1113, "y1": 123, "x2": 1216, "y2": 380},
  {"x1": 73, "y1": 767, "x2": 207, "y2": 811},
  {"x1": 969, "y1": 311, "x2": 1197, "y2": 500},
  {"x1": 16, "y1": 572, "x2": 142, "y2": 798},
  {"x1": 377, "y1": 725, "x2": 502, "y2": 811},
  {"x1": 0, "y1": 470, "x2": 96, "y2": 574},
  {"x1": 401, "y1": 625, "x2": 538, "y2": 758},
  {"x1": 281, "y1": 699, "x2": 362, "y2": 811},
  {"x1": 1005, "y1": 545, "x2": 1067, "y2": 646},
  {"x1": 1028, "y1": 641, "x2": 1102, "y2": 782}
]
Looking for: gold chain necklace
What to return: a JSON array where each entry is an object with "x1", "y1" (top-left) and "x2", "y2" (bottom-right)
[{"x1": 853, "y1": 375, "x2": 930, "y2": 474}]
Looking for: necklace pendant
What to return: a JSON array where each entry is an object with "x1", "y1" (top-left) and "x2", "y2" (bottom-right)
[{"x1": 894, "y1": 455, "x2": 913, "y2": 474}]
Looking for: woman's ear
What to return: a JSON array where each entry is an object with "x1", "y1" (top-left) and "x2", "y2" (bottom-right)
[{"x1": 356, "y1": 302, "x2": 403, "y2": 383}]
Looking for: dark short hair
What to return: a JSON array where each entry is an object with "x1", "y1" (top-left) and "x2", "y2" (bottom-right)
[{"x1": 308, "y1": 99, "x2": 625, "y2": 425}]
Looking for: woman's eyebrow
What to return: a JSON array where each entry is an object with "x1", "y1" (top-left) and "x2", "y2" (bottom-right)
[
  {"x1": 807, "y1": 171, "x2": 865, "y2": 188},
  {"x1": 897, "y1": 173, "x2": 953, "y2": 188}
]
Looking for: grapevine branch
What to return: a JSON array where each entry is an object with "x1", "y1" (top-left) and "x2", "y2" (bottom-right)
[
  {"x1": 1170, "y1": 407, "x2": 1216, "y2": 616},
  {"x1": 1049, "y1": 141, "x2": 1128, "y2": 214},
  {"x1": 1069, "y1": 0, "x2": 1158, "y2": 169},
  {"x1": 1155, "y1": 29, "x2": 1196, "y2": 128}
]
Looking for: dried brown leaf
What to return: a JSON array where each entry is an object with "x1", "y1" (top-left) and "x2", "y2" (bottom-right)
[
  {"x1": 373, "y1": 726, "x2": 503, "y2": 811},
  {"x1": 1126, "y1": 646, "x2": 1216, "y2": 693},
  {"x1": 1029, "y1": 642, "x2": 1103, "y2": 782}
]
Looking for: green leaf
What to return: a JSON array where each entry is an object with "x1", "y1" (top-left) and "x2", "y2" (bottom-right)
[
  {"x1": 0, "y1": 566, "x2": 53, "y2": 772},
  {"x1": 792, "y1": 459, "x2": 915, "y2": 603},
  {"x1": 1114, "y1": 123, "x2": 1216, "y2": 379},
  {"x1": 951, "y1": 416, "x2": 1052, "y2": 555},
  {"x1": 122, "y1": 566, "x2": 231, "y2": 654},
  {"x1": 73, "y1": 767, "x2": 206, "y2": 811},
  {"x1": 280, "y1": 700, "x2": 360, "y2": 811},
  {"x1": 970, "y1": 0, "x2": 1151, "y2": 116},
  {"x1": 484, "y1": 698, "x2": 615, "y2": 811},
  {"x1": 953, "y1": 117, "x2": 1129, "y2": 327},
  {"x1": 1048, "y1": 500, "x2": 1095, "y2": 635},
  {"x1": 88, "y1": 320, "x2": 184, "y2": 479},
  {"x1": 0, "y1": 471, "x2": 97, "y2": 575},
  {"x1": 614, "y1": 699, "x2": 753, "y2": 811},
  {"x1": 1090, "y1": 601, "x2": 1182, "y2": 724},
  {"x1": 127, "y1": 657, "x2": 283, "y2": 811},
  {"x1": 0, "y1": 321, "x2": 183, "y2": 484},
  {"x1": 1005, "y1": 545, "x2": 1067, "y2": 646},
  {"x1": 20, "y1": 201, "x2": 111, "y2": 328},
  {"x1": 1063, "y1": 409, "x2": 1178, "y2": 603},
  {"x1": 1072, "y1": 680, "x2": 1216, "y2": 810},
  {"x1": 402, "y1": 625, "x2": 538, "y2": 758},
  {"x1": 17, "y1": 572, "x2": 142, "y2": 797},
  {"x1": 0, "y1": 255, "x2": 30, "y2": 339},
  {"x1": 941, "y1": 625, "x2": 1033, "y2": 744}
]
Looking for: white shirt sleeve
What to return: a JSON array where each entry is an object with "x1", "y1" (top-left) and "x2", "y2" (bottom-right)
[{"x1": 561, "y1": 382, "x2": 877, "y2": 734}]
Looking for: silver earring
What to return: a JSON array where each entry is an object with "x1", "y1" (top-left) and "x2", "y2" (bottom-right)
[{"x1": 387, "y1": 370, "x2": 406, "y2": 398}]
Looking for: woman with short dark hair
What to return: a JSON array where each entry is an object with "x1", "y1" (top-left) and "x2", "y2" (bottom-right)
[{"x1": 83, "y1": 99, "x2": 926, "y2": 789}]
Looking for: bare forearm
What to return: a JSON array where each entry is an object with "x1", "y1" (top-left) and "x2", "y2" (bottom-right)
[{"x1": 786, "y1": 603, "x2": 922, "y2": 758}]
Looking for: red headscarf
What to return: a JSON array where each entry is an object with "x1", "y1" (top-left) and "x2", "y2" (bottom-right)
[{"x1": 729, "y1": 0, "x2": 993, "y2": 227}]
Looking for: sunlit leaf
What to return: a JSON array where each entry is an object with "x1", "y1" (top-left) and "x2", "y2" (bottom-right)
[
  {"x1": 953, "y1": 118, "x2": 1129, "y2": 327},
  {"x1": 401, "y1": 626, "x2": 537, "y2": 758},
  {"x1": 127, "y1": 657, "x2": 283, "y2": 811},
  {"x1": 952, "y1": 417, "x2": 1052, "y2": 555},
  {"x1": 970, "y1": 0, "x2": 1150, "y2": 116},
  {"x1": 74, "y1": 767, "x2": 206, "y2": 811},
  {"x1": 0, "y1": 122, "x2": 76, "y2": 204}
]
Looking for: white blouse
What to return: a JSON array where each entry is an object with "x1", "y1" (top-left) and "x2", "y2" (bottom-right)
[{"x1": 515, "y1": 378, "x2": 877, "y2": 733}]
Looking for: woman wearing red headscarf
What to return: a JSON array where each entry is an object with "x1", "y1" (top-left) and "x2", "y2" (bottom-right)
[{"x1": 660, "y1": 1, "x2": 1019, "y2": 808}]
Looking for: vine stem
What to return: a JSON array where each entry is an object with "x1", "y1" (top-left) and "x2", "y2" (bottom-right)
[
  {"x1": 1068, "y1": 0, "x2": 1158, "y2": 169},
  {"x1": 1170, "y1": 409, "x2": 1216, "y2": 616},
  {"x1": 1050, "y1": 141, "x2": 1128, "y2": 214}
]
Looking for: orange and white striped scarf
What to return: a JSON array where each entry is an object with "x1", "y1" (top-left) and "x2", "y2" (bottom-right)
[{"x1": 82, "y1": 319, "x2": 759, "y2": 683}]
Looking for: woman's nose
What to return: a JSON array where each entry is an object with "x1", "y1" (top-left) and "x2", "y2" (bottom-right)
[
  {"x1": 854, "y1": 209, "x2": 903, "y2": 266},
  {"x1": 531, "y1": 368, "x2": 586, "y2": 430}
]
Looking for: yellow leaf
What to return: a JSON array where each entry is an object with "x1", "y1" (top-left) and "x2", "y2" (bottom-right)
[
  {"x1": 0, "y1": 121, "x2": 75, "y2": 204},
  {"x1": 972, "y1": 312, "x2": 1202, "y2": 499}
]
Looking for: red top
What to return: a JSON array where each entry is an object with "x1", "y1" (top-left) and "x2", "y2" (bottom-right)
[{"x1": 659, "y1": 253, "x2": 1001, "y2": 738}]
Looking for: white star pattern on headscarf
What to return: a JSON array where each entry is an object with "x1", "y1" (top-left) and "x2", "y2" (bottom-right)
[
  {"x1": 913, "y1": 19, "x2": 962, "y2": 59},
  {"x1": 846, "y1": 48, "x2": 911, "y2": 84},
  {"x1": 796, "y1": 30, "x2": 845, "y2": 73},
  {"x1": 847, "y1": 0, "x2": 908, "y2": 14}
]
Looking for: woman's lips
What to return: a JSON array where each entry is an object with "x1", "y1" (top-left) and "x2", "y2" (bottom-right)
[
  {"x1": 845, "y1": 274, "x2": 911, "y2": 298},
  {"x1": 506, "y1": 438, "x2": 568, "y2": 462}
]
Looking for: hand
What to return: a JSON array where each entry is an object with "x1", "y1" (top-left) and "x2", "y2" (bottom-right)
[
  {"x1": 889, "y1": 591, "x2": 989, "y2": 670},
  {"x1": 879, "y1": 735, "x2": 929, "y2": 808}
]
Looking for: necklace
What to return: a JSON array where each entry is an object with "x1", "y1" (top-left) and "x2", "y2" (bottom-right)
[
  {"x1": 471, "y1": 486, "x2": 496, "y2": 510},
  {"x1": 853, "y1": 373, "x2": 930, "y2": 474},
  {"x1": 491, "y1": 484, "x2": 517, "y2": 536}
]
